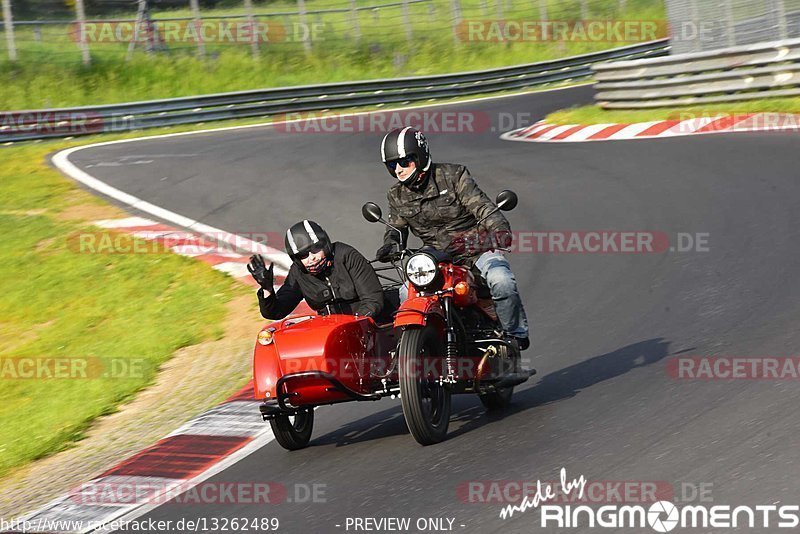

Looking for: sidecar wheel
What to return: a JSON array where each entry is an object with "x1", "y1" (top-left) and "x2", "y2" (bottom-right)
[
  {"x1": 270, "y1": 408, "x2": 314, "y2": 451},
  {"x1": 398, "y1": 326, "x2": 451, "y2": 445}
]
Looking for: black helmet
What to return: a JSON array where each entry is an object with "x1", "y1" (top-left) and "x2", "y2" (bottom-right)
[
  {"x1": 380, "y1": 127, "x2": 431, "y2": 184},
  {"x1": 284, "y1": 220, "x2": 333, "y2": 273}
]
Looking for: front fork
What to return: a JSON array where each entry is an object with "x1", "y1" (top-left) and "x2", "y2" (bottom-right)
[{"x1": 442, "y1": 296, "x2": 459, "y2": 385}]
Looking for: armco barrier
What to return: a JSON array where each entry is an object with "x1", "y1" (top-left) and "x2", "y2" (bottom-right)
[
  {"x1": 0, "y1": 39, "x2": 668, "y2": 143},
  {"x1": 593, "y1": 38, "x2": 800, "y2": 108}
]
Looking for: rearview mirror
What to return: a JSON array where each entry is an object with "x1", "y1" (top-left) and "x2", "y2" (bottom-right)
[
  {"x1": 496, "y1": 190, "x2": 518, "y2": 211},
  {"x1": 362, "y1": 202, "x2": 383, "y2": 223}
]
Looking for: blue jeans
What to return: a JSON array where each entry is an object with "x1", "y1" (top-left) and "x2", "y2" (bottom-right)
[{"x1": 399, "y1": 251, "x2": 529, "y2": 339}]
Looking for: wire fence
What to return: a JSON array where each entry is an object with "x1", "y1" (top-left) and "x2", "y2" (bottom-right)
[
  {"x1": 666, "y1": 0, "x2": 800, "y2": 54},
  {"x1": 0, "y1": 0, "x2": 659, "y2": 65}
]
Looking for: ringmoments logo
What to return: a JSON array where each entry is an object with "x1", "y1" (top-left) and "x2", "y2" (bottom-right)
[{"x1": 500, "y1": 468, "x2": 800, "y2": 531}]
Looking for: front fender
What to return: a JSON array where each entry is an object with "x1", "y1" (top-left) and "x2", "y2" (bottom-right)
[
  {"x1": 253, "y1": 332, "x2": 281, "y2": 401},
  {"x1": 394, "y1": 296, "x2": 445, "y2": 328}
]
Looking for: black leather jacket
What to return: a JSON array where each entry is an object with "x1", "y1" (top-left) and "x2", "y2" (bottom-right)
[{"x1": 257, "y1": 242, "x2": 384, "y2": 319}]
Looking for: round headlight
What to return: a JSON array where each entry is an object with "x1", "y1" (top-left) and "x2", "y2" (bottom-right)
[
  {"x1": 405, "y1": 253, "x2": 439, "y2": 289},
  {"x1": 257, "y1": 328, "x2": 275, "y2": 345}
]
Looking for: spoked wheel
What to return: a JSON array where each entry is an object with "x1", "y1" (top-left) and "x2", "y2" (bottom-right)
[
  {"x1": 269, "y1": 407, "x2": 314, "y2": 451},
  {"x1": 398, "y1": 326, "x2": 451, "y2": 445}
]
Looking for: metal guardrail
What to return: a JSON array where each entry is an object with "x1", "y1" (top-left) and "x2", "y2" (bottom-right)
[
  {"x1": 1, "y1": 39, "x2": 668, "y2": 143},
  {"x1": 593, "y1": 38, "x2": 800, "y2": 109}
]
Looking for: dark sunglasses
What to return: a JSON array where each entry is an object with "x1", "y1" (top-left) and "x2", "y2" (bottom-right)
[
  {"x1": 296, "y1": 243, "x2": 324, "y2": 260},
  {"x1": 386, "y1": 156, "x2": 416, "y2": 171}
]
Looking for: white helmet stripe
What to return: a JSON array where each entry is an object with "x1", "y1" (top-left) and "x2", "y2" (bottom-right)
[
  {"x1": 303, "y1": 220, "x2": 319, "y2": 243},
  {"x1": 286, "y1": 228, "x2": 298, "y2": 254},
  {"x1": 397, "y1": 126, "x2": 412, "y2": 158},
  {"x1": 380, "y1": 131, "x2": 391, "y2": 162}
]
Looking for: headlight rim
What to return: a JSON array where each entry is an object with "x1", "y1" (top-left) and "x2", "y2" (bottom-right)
[{"x1": 404, "y1": 251, "x2": 443, "y2": 291}]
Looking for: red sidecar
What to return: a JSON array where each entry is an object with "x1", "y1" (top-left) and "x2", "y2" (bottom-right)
[{"x1": 254, "y1": 313, "x2": 398, "y2": 450}]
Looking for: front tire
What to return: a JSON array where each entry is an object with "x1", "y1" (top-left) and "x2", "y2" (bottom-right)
[
  {"x1": 398, "y1": 326, "x2": 451, "y2": 445},
  {"x1": 269, "y1": 408, "x2": 314, "y2": 450}
]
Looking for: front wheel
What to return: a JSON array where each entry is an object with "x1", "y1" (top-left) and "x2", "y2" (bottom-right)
[
  {"x1": 269, "y1": 408, "x2": 314, "y2": 450},
  {"x1": 398, "y1": 326, "x2": 451, "y2": 445}
]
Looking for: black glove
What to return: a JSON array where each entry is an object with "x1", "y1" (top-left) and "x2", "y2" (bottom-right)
[
  {"x1": 247, "y1": 254, "x2": 274, "y2": 292},
  {"x1": 375, "y1": 243, "x2": 398, "y2": 262}
]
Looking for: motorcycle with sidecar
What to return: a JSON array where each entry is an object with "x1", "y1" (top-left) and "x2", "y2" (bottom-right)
[{"x1": 253, "y1": 190, "x2": 534, "y2": 449}]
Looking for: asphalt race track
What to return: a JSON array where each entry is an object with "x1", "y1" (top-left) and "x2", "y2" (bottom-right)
[{"x1": 67, "y1": 84, "x2": 800, "y2": 533}]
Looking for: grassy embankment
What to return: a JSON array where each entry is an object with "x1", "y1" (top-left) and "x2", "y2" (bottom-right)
[
  {"x1": 0, "y1": 0, "x2": 665, "y2": 109},
  {"x1": 0, "y1": 138, "x2": 247, "y2": 477}
]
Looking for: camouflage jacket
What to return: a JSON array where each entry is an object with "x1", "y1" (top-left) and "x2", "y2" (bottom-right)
[{"x1": 383, "y1": 162, "x2": 511, "y2": 265}]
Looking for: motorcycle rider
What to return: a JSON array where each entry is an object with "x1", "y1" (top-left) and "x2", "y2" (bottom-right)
[
  {"x1": 248, "y1": 220, "x2": 386, "y2": 320},
  {"x1": 375, "y1": 127, "x2": 530, "y2": 350}
]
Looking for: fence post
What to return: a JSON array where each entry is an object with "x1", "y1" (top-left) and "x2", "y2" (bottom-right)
[
  {"x1": 297, "y1": 0, "x2": 312, "y2": 54},
  {"x1": 2, "y1": 0, "x2": 16, "y2": 62},
  {"x1": 244, "y1": 0, "x2": 258, "y2": 58},
  {"x1": 348, "y1": 0, "x2": 361, "y2": 42},
  {"x1": 401, "y1": 0, "x2": 412, "y2": 42},
  {"x1": 774, "y1": 0, "x2": 787, "y2": 40},
  {"x1": 538, "y1": 0, "x2": 547, "y2": 40},
  {"x1": 188, "y1": 0, "x2": 205, "y2": 58},
  {"x1": 580, "y1": 0, "x2": 588, "y2": 20},
  {"x1": 495, "y1": 0, "x2": 503, "y2": 20},
  {"x1": 127, "y1": 0, "x2": 146, "y2": 60},
  {"x1": 74, "y1": 0, "x2": 91, "y2": 66},
  {"x1": 688, "y1": 0, "x2": 700, "y2": 52},
  {"x1": 450, "y1": 0, "x2": 462, "y2": 45},
  {"x1": 723, "y1": 0, "x2": 735, "y2": 47}
]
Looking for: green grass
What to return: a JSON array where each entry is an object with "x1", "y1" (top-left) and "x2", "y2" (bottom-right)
[
  {"x1": 0, "y1": 0, "x2": 665, "y2": 109},
  {"x1": 0, "y1": 141, "x2": 240, "y2": 477},
  {"x1": 545, "y1": 97, "x2": 800, "y2": 125}
]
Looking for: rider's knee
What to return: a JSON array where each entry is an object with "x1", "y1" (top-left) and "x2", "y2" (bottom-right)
[{"x1": 486, "y1": 269, "x2": 517, "y2": 299}]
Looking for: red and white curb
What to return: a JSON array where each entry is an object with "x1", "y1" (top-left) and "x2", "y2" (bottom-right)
[
  {"x1": 90, "y1": 216, "x2": 313, "y2": 315},
  {"x1": 12, "y1": 217, "x2": 314, "y2": 532},
  {"x1": 16, "y1": 383, "x2": 272, "y2": 534},
  {"x1": 501, "y1": 113, "x2": 800, "y2": 143}
]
